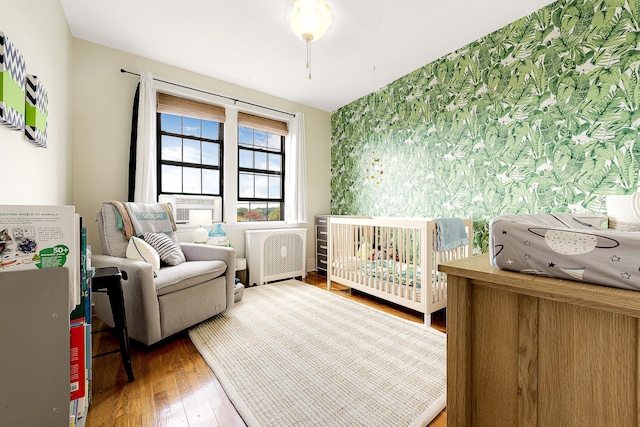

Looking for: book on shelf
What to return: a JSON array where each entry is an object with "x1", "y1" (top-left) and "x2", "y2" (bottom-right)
[
  {"x1": 70, "y1": 323, "x2": 86, "y2": 401},
  {"x1": 0, "y1": 204, "x2": 80, "y2": 310},
  {"x1": 0, "y1": 205, "x2": 76, "y2": 271},
  {"x1": 70, "y1": 219, "x2": 92, "y2": 424},
  {"x1": 70, "y1": 224, "x2": 89, "y2": 324}
]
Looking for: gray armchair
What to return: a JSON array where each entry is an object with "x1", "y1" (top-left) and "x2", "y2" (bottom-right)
[{"x1": 92, "y1": 202, "x2": 235, "y2": 346}]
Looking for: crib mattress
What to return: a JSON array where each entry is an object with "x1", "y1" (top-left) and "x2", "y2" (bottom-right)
[{"x1": 489, "y1": 213, "x2": 640, "y2": 291}]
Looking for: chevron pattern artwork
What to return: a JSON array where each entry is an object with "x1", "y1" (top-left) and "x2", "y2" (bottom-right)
[
  {"x1": 25, "y1": 74, "x2": 48, "y2": 147},
  {"x1": 0, "y1": 32, "x2": 26, "y2": 131}
]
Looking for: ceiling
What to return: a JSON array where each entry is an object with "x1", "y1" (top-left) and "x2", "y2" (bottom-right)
[{"x1": 60, "y1": 0, "x2": 557, "y2": 112}]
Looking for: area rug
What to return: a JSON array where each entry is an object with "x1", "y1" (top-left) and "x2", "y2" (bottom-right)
[{"x1": 188, "y1": 280, "x2": 446, "y2": 427}]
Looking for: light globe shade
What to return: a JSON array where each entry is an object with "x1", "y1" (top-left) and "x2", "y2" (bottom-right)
[
  {"x1": 192, "y1": 227, "x2": 209, "y2": 244},
  {"x1": 290, "y1": 0, "x2": 332, "y2": 42},
  {"x1": 190, "y1": 209, "x2": 212, "y2": 244}
]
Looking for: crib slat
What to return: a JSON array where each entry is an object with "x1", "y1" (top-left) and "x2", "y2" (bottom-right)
[
  {"x1": 404, "y1": 228, "x2": 409, "y2": 299},
  {"x1": 345, "y1": 223, "x2": 348, "y2": 279},
  {"x1": 335, "y1": 223, "x2": 340, "y2": 278},
  {"x1": 391, "y1": 227, "x2": 397, "y2": 296},
  {"x1": 414, "y1": 228, "x2": 420, "y2": 303},
  {"x1": 398, "y1": 228, "x2": 403, "y2": 298},
  {"x1": 343, "y1": 223, "x2": 348, "y2": 279},
  {"x1": 384, "y1": 226, "x2": 390, "y2": 295},
  {"x1": 365, "y1": 226, "x2": 373, "y2": 287},
  {"x1": 372, "y1": 225, "x2": 376, "y2": 290}
]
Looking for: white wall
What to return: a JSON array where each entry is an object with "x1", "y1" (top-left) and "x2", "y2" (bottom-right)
[
  {"x1": 0, "y1": 0, "x2": 73, "y2": 205},
  {"x1": 71, "y1": 39, "x2": 332, "y2": 265}
]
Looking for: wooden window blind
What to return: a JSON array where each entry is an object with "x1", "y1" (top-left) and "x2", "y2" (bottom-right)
[
  {"x1": 238, "y1": 112, "x2": 288, "y2": 136},
  {"x1": 156, "y1": 92, "x2": 226, "y2": 123}
]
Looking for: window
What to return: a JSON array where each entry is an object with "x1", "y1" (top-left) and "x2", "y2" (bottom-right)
[
  {"x1": 156, "y1": 93, "x2": 225, "y2": 197},
  {"x1": 237, "y1": 112, "x2": 288, "y2": 222}
]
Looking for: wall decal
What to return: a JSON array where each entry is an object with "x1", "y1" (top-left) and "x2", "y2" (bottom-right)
[
  {"x1": 25, "y1": 74, "x2": 48, "y2": 147},
  {"x1": 0, "y1": 32, "x2": 26, "y2": 130},
  {"x1": 365, "y1": 157, "x2": 384, "y2": 185}
]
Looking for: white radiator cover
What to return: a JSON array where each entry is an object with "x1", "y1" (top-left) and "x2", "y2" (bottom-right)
[{"x1": 245, "y1": 228, "x2": 307, "y2": 286}]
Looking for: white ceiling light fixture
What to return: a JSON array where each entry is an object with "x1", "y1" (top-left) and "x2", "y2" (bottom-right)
[{"x1": 290, "y1": 0, "x2": 332, "y2": 80}]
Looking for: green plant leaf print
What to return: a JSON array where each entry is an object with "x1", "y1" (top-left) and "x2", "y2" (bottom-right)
[{"x1": 331, "y1": 0, "x2": 640, "y2": 251}]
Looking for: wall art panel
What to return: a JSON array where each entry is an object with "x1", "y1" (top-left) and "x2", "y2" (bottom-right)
[
  {"x1": 25, "y1": 74, "x2": 48, "y2": 147},
  {"x1": 0, "y1": 32, "x2": 25, "y2": 131}
]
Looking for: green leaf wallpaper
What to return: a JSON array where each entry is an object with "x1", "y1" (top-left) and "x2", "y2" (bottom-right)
[{"x1": 331, "y1": 0, "x2": 640, "y2": 252}]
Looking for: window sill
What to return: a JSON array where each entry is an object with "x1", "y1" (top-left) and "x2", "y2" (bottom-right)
[
  {"x1": 176, "y1": 221, "x2": 306, "y2": 233},
  {"x1": 224, "y1": 221, "x2": 302, "y2": 231}
]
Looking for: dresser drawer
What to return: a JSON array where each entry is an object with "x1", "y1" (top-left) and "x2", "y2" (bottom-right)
[
  {"x1": 315, "y1": 215, "x2": 329, "y2": 226},
  {"x1": 316, "y1": 225, "x2": 328, "y2": 240},
  {"x1": 316, "y1": 240, "x2": 328, "y2": 256},
  {"x1": 315, "y1": 215, "x2": 330, "y2": 276},
  {"x1": 317, "y1": 253, "x2": 328, "y2": 269}
]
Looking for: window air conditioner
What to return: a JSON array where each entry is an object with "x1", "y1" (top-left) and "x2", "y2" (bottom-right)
[{"x1": 158, "y1": 194, "x2": 222, "y2": 224}]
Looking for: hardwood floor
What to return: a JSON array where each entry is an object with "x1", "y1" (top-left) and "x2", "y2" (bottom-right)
[{"x1": 85, "y1": 272, "x2": 446, "y2": 427}]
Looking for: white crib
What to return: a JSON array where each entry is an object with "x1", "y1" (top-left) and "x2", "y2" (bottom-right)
[{"x1": 327, "y1": 216, "x2": 473, "y2": 325}]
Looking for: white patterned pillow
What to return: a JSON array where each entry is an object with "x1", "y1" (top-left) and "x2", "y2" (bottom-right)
[
  {"x1": 142, "y1": 232, "x2": 186, "y2": 266},
  {"x1": 126, "y1": 236, "x2": 160, "y2": 276}
]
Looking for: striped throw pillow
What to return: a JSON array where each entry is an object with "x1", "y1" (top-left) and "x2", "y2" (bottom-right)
[{"x1": 142, "y1": 232, "x2": 186, "y2": 266}]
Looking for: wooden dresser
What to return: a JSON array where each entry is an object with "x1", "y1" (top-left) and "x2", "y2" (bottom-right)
[
  {"x1": 439, "y1": 254, "x2": 640, "y2": 427},
  {"x1": 315, "y1": 215, "x2": 330, "y2": 276}
]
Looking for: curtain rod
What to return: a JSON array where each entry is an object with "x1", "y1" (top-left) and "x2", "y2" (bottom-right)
[{"x1": 120, "y1": 68, "x2": 296, "y2": 118}]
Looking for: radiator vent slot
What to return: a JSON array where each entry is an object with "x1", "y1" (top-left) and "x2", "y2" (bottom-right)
[{"x1": 246, "y1": 228, "x2": 307, "y2": 286}]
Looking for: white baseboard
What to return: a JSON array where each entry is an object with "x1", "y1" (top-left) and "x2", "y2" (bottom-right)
[{"x1": 306, "y1": 258, "x2": 316, "y2": 273}]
